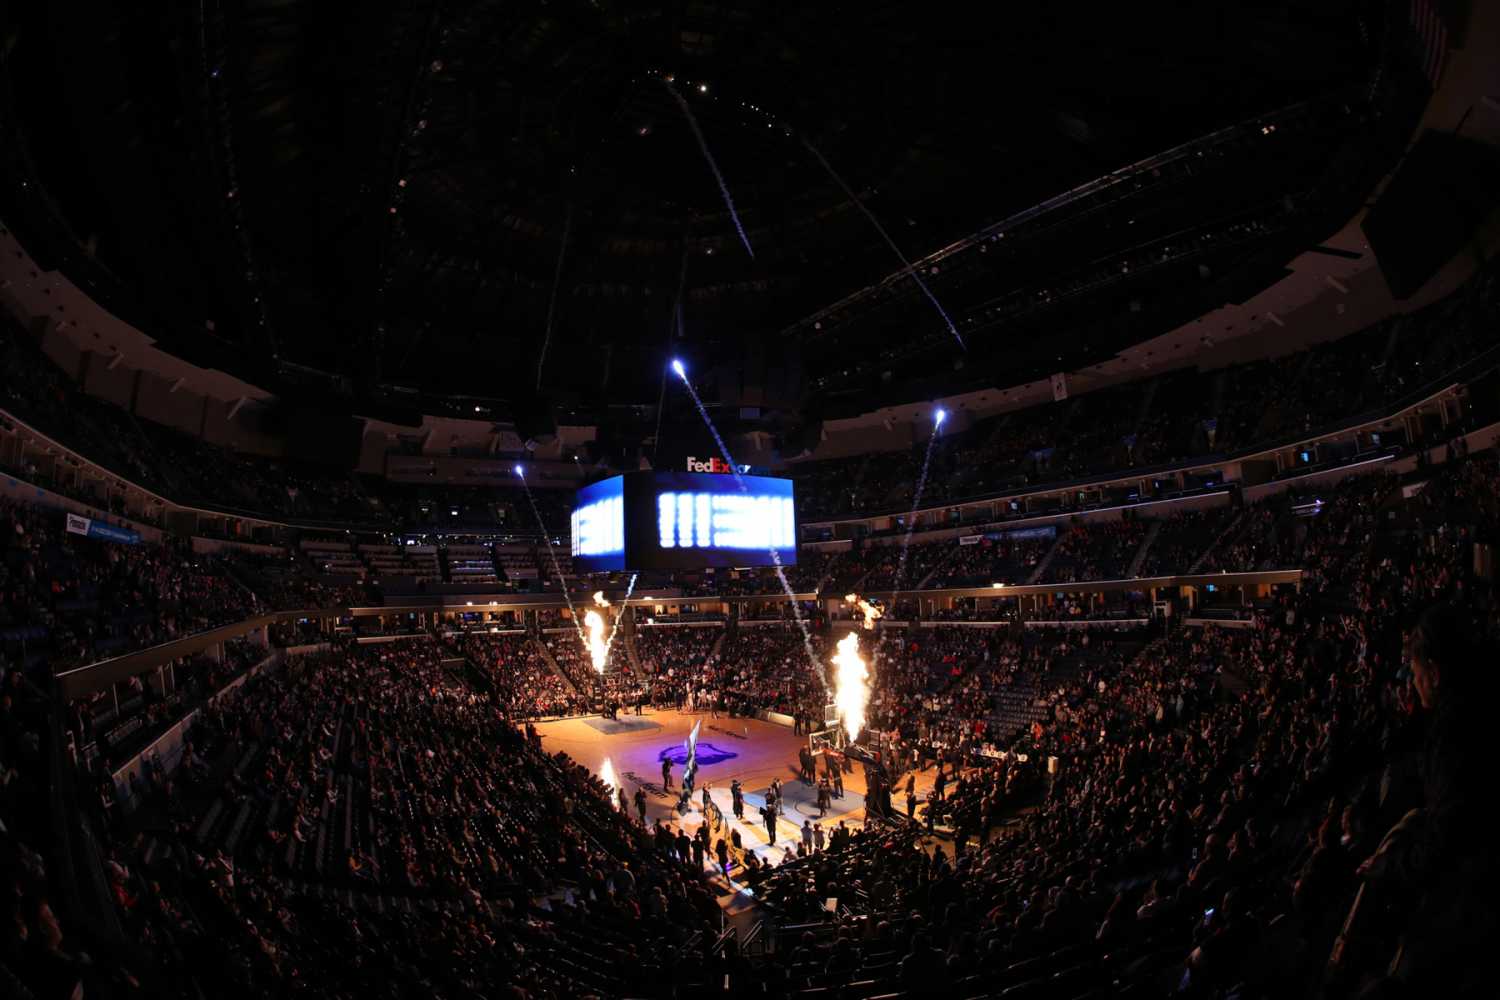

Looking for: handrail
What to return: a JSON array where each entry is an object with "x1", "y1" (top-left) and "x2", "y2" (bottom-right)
[
  {"x1": 3, "y1": 325, "x2": 1493, "y2": 545},
  {"x1": 711, "y1": 926, "x2": 738, "y2": 956},
  {"x1": 45, "y1": 690, "x2": 127, "y2": 951},
  {"x1": 47, "y1": 567, "x2": 1307, "y2": 701},
  {"x1": 0, "y1": 403, "x2": 568, "y2": 536},
  {"x1": 677, "y1": 930, "x2": 704, "y2": 960},
  {"x1": 742, "y1": 919, "x2": 766, "y2": 955}
]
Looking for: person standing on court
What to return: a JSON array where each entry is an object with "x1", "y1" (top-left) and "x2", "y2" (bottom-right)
[
  {"x1": 730, "y1": 778, "x2": 744, "y2": 820},
  {"x1": 635, "y1": 786, "x2": 648, "y2": 826},
  {"x1": 692, "y1": 826, "x2": 708, "y2": 870},
  {"x1": 661, "y1": 757, "x2": 673, "y2": 790}
]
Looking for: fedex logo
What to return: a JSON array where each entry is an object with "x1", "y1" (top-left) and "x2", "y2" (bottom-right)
[{"x1": 686, "y1": 456, "x2": 750, "y2": 474}]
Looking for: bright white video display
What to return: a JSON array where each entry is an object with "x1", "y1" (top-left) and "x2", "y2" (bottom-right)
[
  {"x1": 569, "y1": 470, "x2": 796, "y2": 571},
  {"x1": 656, "y1": 492, "x2": 796, "y2": 550},
  {"x1": 570, "y1": 476, "x2": 625, "y2": 570},
  {"x1": 571, "y1": 495, "x2": 623, "y2": 558}
]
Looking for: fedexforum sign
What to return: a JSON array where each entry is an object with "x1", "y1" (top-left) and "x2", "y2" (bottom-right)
[{"x1": 685, "y1": 456, "x2": 751, "y2": 475}]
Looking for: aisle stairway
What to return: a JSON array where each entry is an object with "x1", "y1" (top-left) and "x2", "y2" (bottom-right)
[
  {"x1": 815, "y1": 548, "x2": 861, "y2": 595},
  {"x1": 622, "y1": 616, "x2": 644, "y2": 675},
  {"x1": 528, "y1": 637, "x2": 580, "y2": 695},
  {"x1": 1189, "y1": 510, "x2": 1245, "y2": 573},
  {"x1": 1026, "y1": 532, "x2": 1066, "y2": 584},
  {"x1": 1127, "y1": 520, "x2": 1163, "y2": 577},
  {"x1": 915, "y1": 544, "x2": 963, "y2": 589},
  {"x1": 534, "y1": 540, "x2": 579, "y2": 592}
]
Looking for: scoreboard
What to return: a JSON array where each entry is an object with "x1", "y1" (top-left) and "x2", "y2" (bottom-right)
[{"x1": 571, "y1": 470, "x2": 797, "y2": 572}]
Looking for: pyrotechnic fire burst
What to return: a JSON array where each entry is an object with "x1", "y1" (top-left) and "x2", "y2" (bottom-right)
[
  {"x1": 832, "y1": 631, "x2": 871, "y2": 743},
  {"x1": 845, "y1": 593, "x2": 883, "y2": 630},
  {"x1": 584, "y1": 591, "x2": 610, "y2": 673}
]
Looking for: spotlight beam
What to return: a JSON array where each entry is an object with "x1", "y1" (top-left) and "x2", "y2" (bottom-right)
[
  {"x1": 880, "y1": 412, "x2": 946, "y2": 655},
  {"x1": 515, "y1": 466, "x2": 588, "y2": 649},
  {"x1": 800, "y1": 136, "x2": 965, "y2": 351},
  {"x1": 663, "y1": 78, "x2": 755, "y2": 260},
  {"x1": 602, "y1": 572, "x2": 638, "y2": 668},
  {"x1": 673, "y1": 366, "x2": 828, "y2": 696}
]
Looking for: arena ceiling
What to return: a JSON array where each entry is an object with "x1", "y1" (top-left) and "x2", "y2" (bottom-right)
[{"x1": 0, "y1": 0, "x2": 1424, "y2": 427}]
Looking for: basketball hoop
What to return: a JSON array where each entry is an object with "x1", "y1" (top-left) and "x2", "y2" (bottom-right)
[{"x1": 808, "y1": 725, "x2": 846, "y2": 756}]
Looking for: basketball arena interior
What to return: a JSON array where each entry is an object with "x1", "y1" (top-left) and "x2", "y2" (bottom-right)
[{"x1": 1, "y1": 3, "x2": 1498, "y2": 998}]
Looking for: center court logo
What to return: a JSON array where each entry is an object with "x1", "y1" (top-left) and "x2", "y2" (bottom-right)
[{"x1": 657, "y1": 742, "x2": 739, "y2": 766}]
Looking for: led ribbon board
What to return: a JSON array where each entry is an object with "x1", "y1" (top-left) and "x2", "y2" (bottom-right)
[{"x1": 569, "y1": 470, "x2": 797, "y2": 572}]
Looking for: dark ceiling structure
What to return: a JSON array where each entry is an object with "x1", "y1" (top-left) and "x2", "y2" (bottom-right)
[{"x1": 0, "y1": 0, "x2": 1429, "y2": 430}]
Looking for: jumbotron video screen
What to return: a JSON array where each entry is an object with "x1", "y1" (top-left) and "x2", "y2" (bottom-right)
[{"x1": 570, "y1": 469, "x2": 797, "y2": 572}]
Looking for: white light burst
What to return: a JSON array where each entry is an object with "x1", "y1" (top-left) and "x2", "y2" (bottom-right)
[
  {"x1": 832, "y1": 631, "x2": 871, "y2": 743},
  {"x1": 584, "y1": 591, "x2": 610, "y2": 673}
]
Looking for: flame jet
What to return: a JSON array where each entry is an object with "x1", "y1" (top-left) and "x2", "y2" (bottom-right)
[
  {"x1": 832, "y1": 631, "x2": 871, "y2": 743},
  {"x1": 845, "y1": 593, "x2": 884, "y2": 630},
  {"x1": 583, "y1": 591, "x2": 610, "y2": 673}
]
